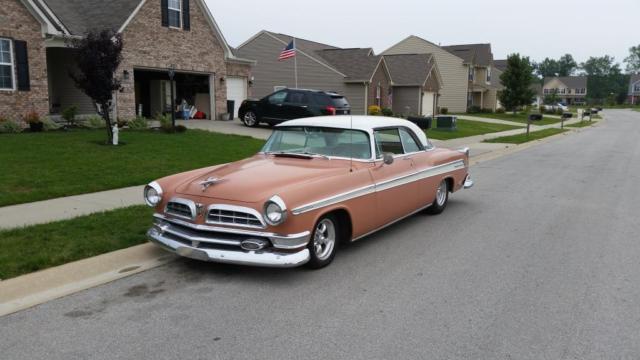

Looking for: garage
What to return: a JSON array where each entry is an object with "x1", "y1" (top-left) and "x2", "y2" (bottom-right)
[
  {"x1": 226, "y1": 76, "x2": 247, "y2": 119},
  {"x1": 421, "y1": 91, "x2": 435, "y2": 116}
]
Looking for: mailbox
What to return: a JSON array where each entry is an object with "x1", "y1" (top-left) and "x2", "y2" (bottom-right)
[
  {"x1": 435, "y1": 115, "x2": 457, "y2": 131},
  {"x1": 561, "y1": 112, "x2": 573, "y2": 119},
  {"x1": 529, "y1": 114, "x2": 543, "y2": 121}
]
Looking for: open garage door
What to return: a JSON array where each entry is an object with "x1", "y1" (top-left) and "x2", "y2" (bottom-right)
[
  {"x1": 421, "y1": 91, "x2": 435, "y2": 116},
  {"x1": 226, "y1": 77, "x2": 247, "y2": 119}
]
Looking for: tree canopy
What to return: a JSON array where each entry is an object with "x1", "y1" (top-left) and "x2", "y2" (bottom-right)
[
  {"x1": 499, "y1": 54, "x2": 536, "y2": 112},
  {"x1": 535, "y1": 54, "x2": 577, "y2": 78},
  {"x1": 624, "y1": 45, "x2": 640, "y2": 74},
  {"x1": 579, "y1": 56, "x2": 628, "y2": 104}
]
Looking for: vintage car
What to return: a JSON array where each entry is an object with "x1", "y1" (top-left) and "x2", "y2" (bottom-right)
[{"x1": 144, "y1": 116, "x2": 473, "y2": 269}]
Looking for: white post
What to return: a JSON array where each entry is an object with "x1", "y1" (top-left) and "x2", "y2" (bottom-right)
[
  {"x1": 112, "y1": 124, "x2": 119, "y2": 146},
  {"x1": 293, "y1": 38, "x2": 298, "y2": 88}
]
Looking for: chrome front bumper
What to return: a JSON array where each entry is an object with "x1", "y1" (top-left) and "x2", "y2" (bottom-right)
[
  {"x1": 147, "y1": 214, "x2": 311, "y2": 268},
  {"x1": 463, "y1": 174, "x2": 474, "y2": 189}
]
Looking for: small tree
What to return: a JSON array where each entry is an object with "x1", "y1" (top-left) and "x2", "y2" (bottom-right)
[
  {"x1": 68, "y1": 29, "x2": 123, "y2": 144},
  {"x1": 499, "y1": 54, "x2": 535, "y2": 114}
]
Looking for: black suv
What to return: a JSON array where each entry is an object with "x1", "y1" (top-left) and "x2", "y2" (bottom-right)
[{"x1": 238, "y1": 89, "x2": 351, "y2": 127}]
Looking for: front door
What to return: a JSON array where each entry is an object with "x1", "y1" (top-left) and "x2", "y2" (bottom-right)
[
  {"x1": 422, "y1": 91, "x2": 435, "y2": 116},
  {"x1": 369, "y1": 128, "x2": 421, "y2": 227}
]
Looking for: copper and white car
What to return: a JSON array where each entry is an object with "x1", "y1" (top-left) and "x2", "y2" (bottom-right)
[{"x1": 144, "y1": 116, "x2": 473, "y2": 269}]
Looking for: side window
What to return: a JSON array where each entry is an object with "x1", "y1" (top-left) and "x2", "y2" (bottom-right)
[
  {"x1": 399, "y1": 128, "x2": 422, "y2": 153},
  {"x1": 0, "y1": 38, "x2": 14, "y2": 90},
  {"x1": 268, "y1": 91, "x2": 288, "y2": 105},
  {"x1": 374, "y1": 128, "x2": 404, "y2": 158},
  {"x1": 286, "y1": 91, "x2": 308, "y2": 104}
]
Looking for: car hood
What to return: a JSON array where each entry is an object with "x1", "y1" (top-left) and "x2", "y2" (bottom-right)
[{"x1": 175, "y1": 155, "x2": 349, "y2": 203}]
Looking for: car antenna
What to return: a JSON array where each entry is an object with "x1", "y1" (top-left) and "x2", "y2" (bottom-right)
[{"x1": 349, "y1": 116, "x2": 353, "y2": 173}]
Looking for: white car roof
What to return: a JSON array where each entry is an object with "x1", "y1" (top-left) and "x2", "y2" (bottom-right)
[{"x1": 276, "y1": 116, "x2": 430, "y2": 147}]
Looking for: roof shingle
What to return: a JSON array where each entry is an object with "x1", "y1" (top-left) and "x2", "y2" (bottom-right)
[
  {"x1": 442, "y1": 43, "x2": 493, "y2": 66},
  {"x1": 382, "y1": 54, "x2": 434, "y2": 86},
  {"x1": 41, "y1": 0, "x2": 141, "y2": 35}
]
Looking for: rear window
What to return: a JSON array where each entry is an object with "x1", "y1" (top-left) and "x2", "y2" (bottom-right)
[{"x1": 312, "y1": 93, "x2": 349, "y2": 108}]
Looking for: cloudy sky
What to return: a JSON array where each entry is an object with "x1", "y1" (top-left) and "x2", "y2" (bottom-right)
[{"x1": 205, "y1": 0, "x2": 638, "y2": 67}]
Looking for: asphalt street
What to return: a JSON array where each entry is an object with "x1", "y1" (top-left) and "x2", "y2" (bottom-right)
[{"x1": 1, "y1": 110, "x2": 639, "y2": 359}]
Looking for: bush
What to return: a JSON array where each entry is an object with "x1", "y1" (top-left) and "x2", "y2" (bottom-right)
[
  {"x1": 496, "y1": 108, "x2": 506, "y2": 114},
  {"x1": 62, "y1": 105, "x2": 78, "y2": 126},
  {"x1": 42, "y1": 118, "x2": 61, "y2": 131},
  {"x1": 468, "y1": 105, "x2": 482, "y2": 113},
  {"x1": 156, "y1": 113, "x2": 174, "y2": 132},
  {"x1": 23, "y1": 111, "x2": 41, "y2": 124},
  {"x1": 368, "y1": 105, "x2": 381, "y2": 116},
  {"x1": 175, "y1": 125, "x2": 187, "y2": 133},
  {"x1": 439, "y1": 107, "x2": 449, "y2": 115},
  {"x1": 0, "y1": 118, "x2": 23, "y2": 133},
  {"x1": 81, "y1": 115, "x2": 106, "y2": 129},
  {"x1": 381, "y1": 107, "x2": 393, "y2": 117},
  {"x1": 127, "y1": 116, "x2": 148, "y2": 130}
]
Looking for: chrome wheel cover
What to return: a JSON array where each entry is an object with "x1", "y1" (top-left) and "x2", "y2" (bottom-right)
[
  {"x1": 436, "y1": 180, "x2": 447, "y2": 206},
  {"x1": 313, "y1": 218, "x2": 336, "y2": 261},
  {"x1": 243, "y1": 112, "x2": 257, "y2": 126}
]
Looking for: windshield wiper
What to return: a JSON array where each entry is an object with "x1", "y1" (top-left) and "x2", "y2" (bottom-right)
[{"x1": 268, "y1": 151, "x2": 329, "y2": 160}]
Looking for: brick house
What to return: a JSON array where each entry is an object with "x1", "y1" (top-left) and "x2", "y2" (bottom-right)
[{"x1": 0, "y1": 0, "x2": 253, "y2": 121}]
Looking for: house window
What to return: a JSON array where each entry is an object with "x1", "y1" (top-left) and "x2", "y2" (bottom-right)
[
  {"x1": 544, "y1": 88, "x2": 549, "y2": 94},
  {"x1": 468, "y1": 67, "x2": 475, "y2": 81},
  {"x1": 0, "y1": 38, "x2": 14, "y2": 90},
  {"x1": 486, "y1": 67, "x2": 491, "y2": 83},
  {"x1": 560, "y1": 88, "x2": 565, "y2": 94},
  {"x1": 634, "y1": 84, "x2": 640, "y2": 92},
  {"x1": 168, "y1": 0, "x2": 182, "y2": 28}
]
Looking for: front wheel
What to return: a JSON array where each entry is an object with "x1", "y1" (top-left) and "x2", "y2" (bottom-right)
[
  {"x1": 242, "y1": 111, "x2": 259, "y2": 127},
  {"x1": 426, "y1": 179, "x2": 449, "y2": 215},
  {"x1": 306, "y1": 215, "x2": 339, "y2": 269}
]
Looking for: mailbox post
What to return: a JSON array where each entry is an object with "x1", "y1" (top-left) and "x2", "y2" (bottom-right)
[{"x1": 561, "y1": 112, "x2": 573, "y2": 129}]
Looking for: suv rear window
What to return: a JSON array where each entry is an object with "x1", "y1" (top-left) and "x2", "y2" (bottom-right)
[
  {"x1": 312, "y1": 93, "x2": 349, "y2": 108},
  {"x1": 329, "y1": 96, "x2": 349, "y2": 108}
]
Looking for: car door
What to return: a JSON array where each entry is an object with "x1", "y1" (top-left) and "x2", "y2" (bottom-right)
[
  {"x1": 283, "y1": 91, "x2": 312, "y2": 120},
  {"x1": 262, "y1": 90, "x2": 289, "y2": 122},
  {"x1": 369, "y1": 127, "x2": 421, "y2": 227},
  {"x1": 398, "y1": 127, "x2": 440, "y2": 207}
]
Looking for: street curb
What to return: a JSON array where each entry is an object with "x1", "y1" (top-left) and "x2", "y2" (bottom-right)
[
  {"x1": 0, "y1": 119, "x2": 602, "y2": 317},
  {"x1": 0, "y1": 244, "x2": 175, "y2": 317}
]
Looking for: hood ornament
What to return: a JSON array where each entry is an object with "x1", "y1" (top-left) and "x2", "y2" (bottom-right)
[{"x1": 199, "y1": 177, "x2": 221, "y2": 191}]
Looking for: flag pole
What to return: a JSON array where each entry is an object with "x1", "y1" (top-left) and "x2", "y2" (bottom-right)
[{"x1": 293, "y1": 38, "x2": 298, "y2": 88}]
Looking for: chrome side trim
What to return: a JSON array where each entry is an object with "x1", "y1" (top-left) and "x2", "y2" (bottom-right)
[
  {"x1": 291, "y1": 160, "x2": 465, "y2": 215},
  {"x1": 164, "y1": 197, "x2": 197, "y2": 221},
  {"x1": 352, "y1": 203, "x2": 432, "y2": 241},
  {"x1": 206, "y1": 204, "x2": 266, "y2": 229},
  {"x1": 153, "y1": 214, "x2": 310, "y2": 250}
]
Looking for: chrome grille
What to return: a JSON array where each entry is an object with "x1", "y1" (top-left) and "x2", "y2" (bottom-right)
[
  {"x1": 208, "y1": 208, "x2": 264, "y2": 228},
  {"x1": 166, "y1": 201, "x2": 194, "y2": 219}
]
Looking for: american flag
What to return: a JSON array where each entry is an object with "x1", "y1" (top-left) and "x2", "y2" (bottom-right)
[{"x1": 278, "y1": 40, "x2": 296, "y2": 61}]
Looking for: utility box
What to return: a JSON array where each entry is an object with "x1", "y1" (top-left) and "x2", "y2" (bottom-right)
[
  {"x1": 435, "y1": 115, "x2": 457, "y2": 131},
  {"x1": 407, "y1": 116, "x2": 432, "y2": 130}
]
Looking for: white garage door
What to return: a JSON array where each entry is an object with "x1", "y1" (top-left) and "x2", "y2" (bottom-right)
[
  {"x1": 226, "y1": 77, "x2": 247, "y2": 119},
  {"x1": 421, "y1": 91, "x2": 435, "y2": 116}
]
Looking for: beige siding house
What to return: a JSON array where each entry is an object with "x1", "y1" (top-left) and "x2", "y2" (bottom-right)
[
  {"x1": 542, "y1": 76, "x2": 587, "y2": 105},
  {"x1": 382, "y1": 36, "x2": 468, "y2": 113}
]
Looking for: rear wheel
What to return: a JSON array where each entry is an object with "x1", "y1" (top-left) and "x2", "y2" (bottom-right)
[
  {"x1": 306, "y1": 214, "x2": 339, "y2": 269},
  {"x1": 426, "y1": 179, "x2": 449, "y2": 215},
  {"x1": 242, "y1": 111, "x2": 258, "y2": 127}
]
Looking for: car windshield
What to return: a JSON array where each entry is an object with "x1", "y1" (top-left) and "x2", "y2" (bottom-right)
[{"x1": 262, "y1": 126, "x2": 372, "y2": 160}]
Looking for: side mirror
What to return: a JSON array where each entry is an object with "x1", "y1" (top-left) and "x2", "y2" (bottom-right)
[{"x1": 383, "y1": 153, "x2": 395, "y2": 165}]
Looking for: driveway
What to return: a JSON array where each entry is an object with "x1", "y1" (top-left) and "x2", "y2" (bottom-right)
[
  {"x1": 178, "y1": 119, "x2": 273, "y2": 139},
  {"x1": 1, "y1": 110, "x2": 639, "y2": 359}
]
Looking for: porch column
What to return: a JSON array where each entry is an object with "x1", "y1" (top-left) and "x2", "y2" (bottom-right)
[
  {"x1": 480, "y1": 91, "x2": 484, "y2": 109},
  {"x1": 209, "y1": 74, "x2": 216, "y2": 120}
]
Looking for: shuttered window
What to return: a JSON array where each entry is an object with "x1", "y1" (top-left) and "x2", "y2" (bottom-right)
[
  {"x1": 0, "y1": 38, "x2": 14, "y2": 90},
  {"x1": 168, "y1": 0, "x2": 181, "y2": 28}
]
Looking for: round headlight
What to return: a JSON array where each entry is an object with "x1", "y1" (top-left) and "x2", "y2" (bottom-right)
[
  {"x1": 263, "y1": 195, "x2": 287, "y2": 226},
  {"x1": 144, "y1": 181, "x2": 163, "y2": 207}
]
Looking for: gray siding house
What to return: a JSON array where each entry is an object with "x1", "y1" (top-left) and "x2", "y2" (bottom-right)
[
  {"x1": 383, "y1": 54, "x2": 442, "y2": 116},
  {"x1": 236, "y1": 31, "x2": 393, "y2": 115},
  {"x1": 628, "y1": 74, "x2": 640, "y2": 105}
]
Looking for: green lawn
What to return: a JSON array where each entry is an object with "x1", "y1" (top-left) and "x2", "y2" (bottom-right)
[
  {"x1": 457, "y1": 112, "x2": 561, "y2": 126},
  {"x1": 0, "y1": 129, "x2": 265, "y2": 207},
  {"x1": 566, "y1": 120, "x2": 598, "y2": 128},
  {"x1": 0, "y1": 206, "x2": 153, "y2": 280},
  {"x1": 426, "y1": 119, "x2": 522, "y2": 140},
  {"x1": 484, "y1": 128, "x2": 568, "y2": 144}
]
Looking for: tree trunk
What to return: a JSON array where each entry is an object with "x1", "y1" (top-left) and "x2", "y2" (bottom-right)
[{"x1": 101, "y1": 102, "x2": 113, "y2": 144}]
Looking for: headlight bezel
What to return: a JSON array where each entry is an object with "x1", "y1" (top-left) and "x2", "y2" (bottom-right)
[
  {"x1": 263, "y1": 195, "x2": 287, "y2": 226},
  {"x1": 144, "y1": 181, "x2": 163, "y2": 207}
]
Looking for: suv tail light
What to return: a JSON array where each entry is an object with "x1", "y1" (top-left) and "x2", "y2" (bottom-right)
[{"x1": 325, "y1": 106, "x2": 336, "y2": 115}]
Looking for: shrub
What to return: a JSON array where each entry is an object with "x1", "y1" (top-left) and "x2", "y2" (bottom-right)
[
  {"x1": 496, "y1": 108, "x2": 506, "y2": 114},
  {"x1": 62, "y1": 105, "x2": 78, "y2": 126},
  {"x1": 127, "y1": 116, "x2": 148, "y2": 130},
  {"x1": 116, "y1": 119, "x2": 128, "y2": 128},
  {"x1": 368, "y1": 105, "x2": 381, "y2": 116},
  {"x1": 439, "y1": 107, "x2": 449, "y2": 115},
  {"x1": 468, "y1": 105, "x2": 482, "y2": 113},
  {"x1": 0, "y1": 118, "x2": 23, "y2": 133},
  {"x1": 81, "y1": 115, "x2": 106, "y2": 129},
  {"x1": 381, "y1": 107, "x2": 393, "y2": 117},
  {"x1": 23, "y1": 111, "x2": 41, "y2": 124},
  {"x1": 42, "y1": 117, "x2": 61, "y2": 131},
  {"x1": 175, "y1": 125, "x2": 187, "y2": 133},
  {"x1": 156, "y1": 113, "x2": 173, "y2": 132}
]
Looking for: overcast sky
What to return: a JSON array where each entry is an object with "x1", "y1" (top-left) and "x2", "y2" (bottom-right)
[{"x1": 205, "y1": 0, "x2": 638, "y2": 67}]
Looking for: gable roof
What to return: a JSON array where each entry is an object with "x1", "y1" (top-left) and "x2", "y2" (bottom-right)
[
  {"x1": 383, "y1": 53, "x2": 434, "y2": 86},
  {"x1": 314, "y1": 48, "x2": 381, "y2": 82},
  {"x1": 442, "y1": 43, "x2": 493, "y2": 66},
  {"x1": 40, "y1": 0, "x2": 140, "y2": 35},
  {"x1": 544, "y1": 76, "x2": 587, "y2": 89},
  {"x1": 493, "y1": 59, "x2": 508, "y2": 71}
]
